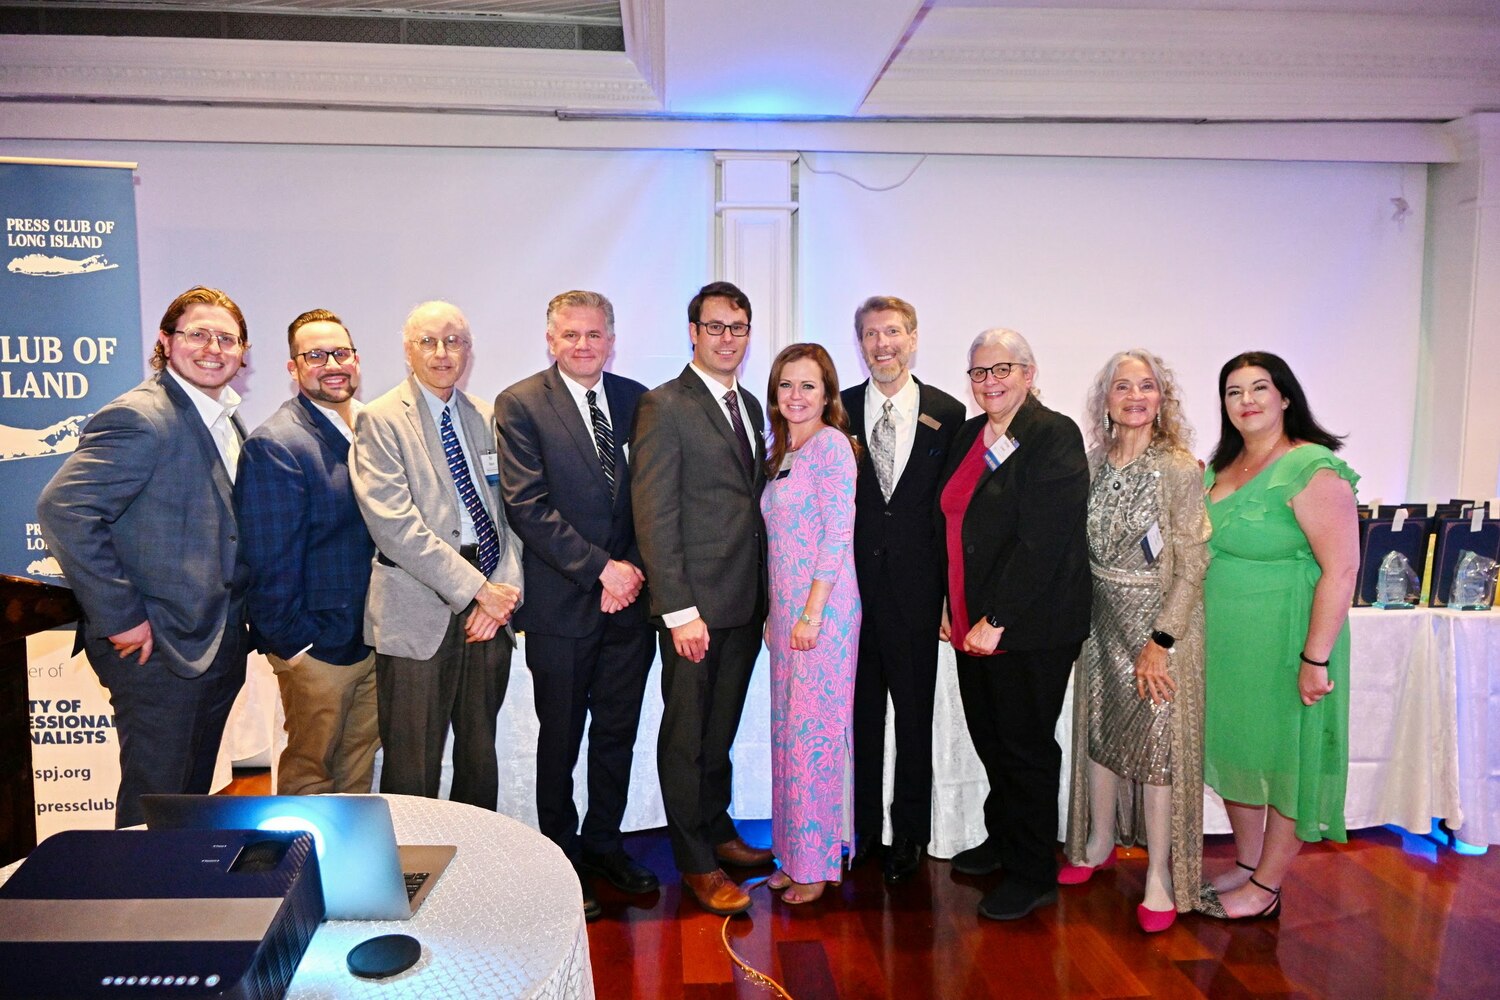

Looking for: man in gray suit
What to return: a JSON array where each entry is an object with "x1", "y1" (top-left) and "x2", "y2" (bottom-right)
[
  {"x1": 351, "y1": 301, "x2": 523, "y2": 808},
  {"x1": 631, "y1": 281, "x2": 770, "y2": 916},
  {"x1": 37, "y1": 285, "x2": 251, "y2": 828}
]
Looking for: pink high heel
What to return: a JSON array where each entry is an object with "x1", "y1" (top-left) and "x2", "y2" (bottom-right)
[
  {"x1": 1057, "y1": 848, "x2": 1117, "y2": 885},
  {"x1": 1136, "y1": 903, "x2": 1176, "y2": 933}
]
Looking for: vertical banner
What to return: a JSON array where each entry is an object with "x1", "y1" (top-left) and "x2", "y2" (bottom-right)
[
  {"x1": 0, "y1": 157, "x2": 143, "y2": 583},
  {"x1": 2, "y1": 158, "x2": 142, "y2": 833}
]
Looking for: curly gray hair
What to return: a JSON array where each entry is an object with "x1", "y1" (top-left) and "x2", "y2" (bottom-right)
[{"x1": 1083, "y1": 348, "x2": 1193, "y2": 456}]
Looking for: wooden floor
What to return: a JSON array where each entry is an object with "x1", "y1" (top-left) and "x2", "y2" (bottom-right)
[{"x1": 223, "y1": 771, "x2": 1500, "y2": 999}]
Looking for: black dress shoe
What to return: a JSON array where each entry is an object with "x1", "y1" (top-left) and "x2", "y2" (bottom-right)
[
  {"x1": 882, "y1": 836, "x2": 924, "y2": 884},
  {"x1": 579, "y1": 849, "x2": 660, "y2": 896},
  {"x1": 848, "y1": 838, "x2": 877, "y2": 870},
  {"x1": 977, "y1": 881, "x2": 1056, "y2": 921},
  {"x1": 576, "y1": 867, "x2": 602, "y2": 922},
  {"x1": 950, "y1": 838, "x2": 1004, "y2": 876}
]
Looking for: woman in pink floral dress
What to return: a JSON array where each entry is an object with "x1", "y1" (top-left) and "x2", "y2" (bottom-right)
[{"x1": 760, "y1": 343, "x2": 862, "y2": 904}]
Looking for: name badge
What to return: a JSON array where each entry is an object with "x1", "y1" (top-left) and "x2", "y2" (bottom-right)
[
  {"x1": 983, "y1": 434, "x2": 1018, "y2": 471},
  {"x1": 1140, "y1": 521, "x2": 1165, "y2": 564},
  {"x1": 480, "y1": 452, "x2": 499, "y2": 482}
]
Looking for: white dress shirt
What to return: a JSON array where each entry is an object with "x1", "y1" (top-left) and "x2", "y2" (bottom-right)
[
  {"x1": 418, "y1": 384, "x2": 482, "y2": 546},
  {"x1": 864, "y1": 374, "x2": 921, "y2": 489},
  {"x1": 165, "y1": 367, "x2": 241, "y2": 482}
]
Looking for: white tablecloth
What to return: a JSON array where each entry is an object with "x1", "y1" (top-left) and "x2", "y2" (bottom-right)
[{"x1": 220, "y1": 609, "x2": 1500, "y2": 859}]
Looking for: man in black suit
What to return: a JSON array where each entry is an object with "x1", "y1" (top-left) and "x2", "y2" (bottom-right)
[
  {"x1": 631, "y1": 281, "x2": 770, "y2": 916},
  {"x1": 495, "y1": 290, "x2": 657, "y2": 921},
  {"x1": 841, "y1": 296, "x2": 965, "y2": 884}
]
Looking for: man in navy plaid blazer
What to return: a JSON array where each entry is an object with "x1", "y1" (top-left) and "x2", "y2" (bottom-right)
[{"x1": 235, "y1": 309, "x2": 379, "y2": 795}]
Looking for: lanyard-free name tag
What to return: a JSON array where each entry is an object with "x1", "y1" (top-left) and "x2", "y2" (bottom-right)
[
  {"x1": 984, "y1": 434, "x2": 1018, "y2": 471},
  {"x1": 480, "y1": 452, "x2": 500, "y2": 483},
  {"x1": 1140, "y1": 521, "x2": 1165, "y2": 564}
]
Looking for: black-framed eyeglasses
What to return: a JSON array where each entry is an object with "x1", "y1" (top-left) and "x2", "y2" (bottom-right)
[
  {"x1": 967, "y1": 361, "x2": 1027, "y2": 383},
  {"x1": 694, "y1": 320, "x2": 751, "y2": 338},
  {"x1": 172, "y1": 327, "x2": 243, "y2": 352},
  {"x1": 295, "y1": 347, "x2": 358, "y2": 367}
]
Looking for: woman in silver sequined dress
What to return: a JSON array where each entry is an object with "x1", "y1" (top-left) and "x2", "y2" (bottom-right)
[{"x1": 1060, "y1": 350, "x2": 1210, "y2": 933}]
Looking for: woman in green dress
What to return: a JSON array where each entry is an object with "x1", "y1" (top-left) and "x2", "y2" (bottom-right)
[{"x1": 1198, "y1": 351, "x2": 1359, "y2": 921}]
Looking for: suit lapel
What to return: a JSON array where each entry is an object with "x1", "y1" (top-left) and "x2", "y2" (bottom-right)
[
  {"x1": 974, "y1": 396, "x2": 1038, "y2": 493},
  {"x1": 545, "y1": 365, "x2": 612, "y2": 496},
  {"x1": 158, "y1": 372, "x2": 234, "y2": 511},
  {"x1": 681, "y1": 366, "x2": 759, "y2": 488},
  {"x1": 401, "y1": 375, "x2": 452, "y2": 499},
  {"x1": 294, "y1": 394, "x2": 350, "y2": 460},
  {"x1": 453, "y1": 389, "x2": 500, "y2": 520}
]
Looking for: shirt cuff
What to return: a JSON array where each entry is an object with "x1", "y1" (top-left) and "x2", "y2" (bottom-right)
[{"x1": 662, "y1": 606, "x2": 700, "y2": 629}]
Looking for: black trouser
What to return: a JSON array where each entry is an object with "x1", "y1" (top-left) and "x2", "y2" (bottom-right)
[
  {"x1": 656, "y1": 620, "x2": 763, "y2": 874},
  {"x1": 852, "y1": 599, "x2": 941, "y2": 845},
  {"x1": 954, "y1": 642, "x2": 1080, "y2": 889},
  {"x1": 527, "y1": 617, "x2": 655, "y2": 857},
  {"x1": 375, "y1": 608, "x2": 512, "y2": 810}
]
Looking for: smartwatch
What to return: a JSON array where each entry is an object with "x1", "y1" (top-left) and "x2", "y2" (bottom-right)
[{"x1": 1150, "y1": 630, "x2": 1176, "y2": 651}]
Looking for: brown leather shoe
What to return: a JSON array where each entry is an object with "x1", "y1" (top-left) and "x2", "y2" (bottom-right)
[
  {"x1": 714, "y1": 836, "x2": 774, "y2": 868},
  {"x1": 681, "y1": 869, "x2": 752, "y2": 915}
]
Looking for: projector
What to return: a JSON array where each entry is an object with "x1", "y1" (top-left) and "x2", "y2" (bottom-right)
[{"x1": 0, "y1": 828, "x2": 324, "y2": 999}]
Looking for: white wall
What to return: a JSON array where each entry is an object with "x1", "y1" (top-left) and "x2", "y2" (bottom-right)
[
  {"x1": 2, "y1": 139, "x2": 715, "y2": 429},
  {"x1": 798, "y1": 151, "x2": 1428, "y2": 503},
  {"x1": 4, "y1": 138, "x2": 1427, "y2": 502}
]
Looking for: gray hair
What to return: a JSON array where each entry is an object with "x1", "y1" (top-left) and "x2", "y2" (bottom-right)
[
  {"x1": 1083, "y1": 348, "x2": 1194, "y2": 456},
  {"x1": 403, "y1": 300, "x2": 469, "y2": 339},
  {"x1": 968, "y1": 327, "x2": 1040, "y2": 399},
  {"x1": 546, "y1": 290, "x2": 615, "y2": 333}
]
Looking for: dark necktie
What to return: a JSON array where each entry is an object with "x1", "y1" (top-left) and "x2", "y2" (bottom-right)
[
  {"x1": 723, "y1": 388, "x2": 754, "y2": 474},
  {"x1": 439, "y1": 406, "x2": 500, "y2": 577},
  {"x1": 586, "y1": 388, "x2": 615, "y2": 497}
]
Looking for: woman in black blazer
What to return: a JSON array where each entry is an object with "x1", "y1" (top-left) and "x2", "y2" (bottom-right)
[{"x1": 937, "y1": 327, "x2": 1092, "y2": 921}]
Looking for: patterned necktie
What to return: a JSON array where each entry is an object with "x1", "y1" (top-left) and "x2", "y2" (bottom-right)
[
  {"x1": 439, "y1": 406, "x2": 500, "y2": 577},
  {"x1": 871, "y1": 399, "x2": 897, "y2": 501},
  {"x1": 586, "y1": 388, "x2": 615, "y2": 497},
  {"x1": 723, "y1": 388, "x2": 754, "y2": 474}
]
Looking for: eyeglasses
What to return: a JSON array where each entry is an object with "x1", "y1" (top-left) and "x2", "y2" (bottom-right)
[
  {"x1": 295, "y1": 347, "x2": 357, "y2": 367},
  {"x1": 967, "y1": 361, "x2": 1027, "y2": 383},
  {"x1": 410, "y1": 334, "x2": 470, "y2": 354},
  {"x1": 694, "y1": 320, "x2": 751, "y2": 338},
  {"x1": 173, "y1": 328, "x2": 243, "y2": 352}
]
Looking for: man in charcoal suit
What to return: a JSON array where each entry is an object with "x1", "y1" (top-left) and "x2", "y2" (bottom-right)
[
  {"x1": 631, "y1": 280, "x2": 771, "y2": 915},
  {"x1": 841, "y1": 295, "x2": 965, "y2": 884},
  {"x1": 495, "y1": 290, "x2": 657, "y2": 921},
  {"x1": 37, "y1": 285, "x2": 252, "y2": 828}
]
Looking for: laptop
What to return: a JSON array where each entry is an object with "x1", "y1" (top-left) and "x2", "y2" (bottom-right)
[{"x1": 141, "y1": 794, "x2": 456, "y2": 921}]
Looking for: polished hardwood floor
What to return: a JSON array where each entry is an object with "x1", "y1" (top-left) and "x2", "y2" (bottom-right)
[{"x1": 223, "y1": 771, "x2": 1500, "y2": 999}]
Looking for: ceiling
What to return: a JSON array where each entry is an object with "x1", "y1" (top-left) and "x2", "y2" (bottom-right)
[{"x1": 1, "y1": 0, "x2": 1497, "y2": 121}]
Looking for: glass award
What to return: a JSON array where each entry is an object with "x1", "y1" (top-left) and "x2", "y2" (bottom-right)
[
  {"x1": 1447, "y1": 550, "x2": 1499, "y2": 610},
  {"x1": 1372, "y1": 550, "x2": 1418, "y2": 609}
]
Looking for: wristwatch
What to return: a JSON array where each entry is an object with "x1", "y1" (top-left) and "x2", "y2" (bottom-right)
[
  {"x1": 1150, "y1": 629, "x2": 1176, "y2": 651},
  {"x1": 985, "y1": 613, "x2": 1003, "y2": 629}
]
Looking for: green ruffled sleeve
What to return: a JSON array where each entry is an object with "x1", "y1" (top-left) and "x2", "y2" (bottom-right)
[{"x1": 1266, "y1": 444, "x2": 1360, "y2": 501}]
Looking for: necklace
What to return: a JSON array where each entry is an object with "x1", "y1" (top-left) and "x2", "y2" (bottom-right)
[{"x1": 1238, "y1": 438, "x2": 1290, "y2": 479}]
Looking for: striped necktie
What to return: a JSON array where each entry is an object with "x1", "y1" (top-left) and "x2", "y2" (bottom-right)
[
  {"x1": 439, "y1": 406, "x2": 500, "y2": 577},
  {"x1": 587, "y1": 388, "x2": 616, "y2": 497}
]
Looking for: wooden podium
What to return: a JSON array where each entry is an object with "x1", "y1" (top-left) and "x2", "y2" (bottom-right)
[{"x1": 0, "y1": 575, "x2": 80, "y2": 866}]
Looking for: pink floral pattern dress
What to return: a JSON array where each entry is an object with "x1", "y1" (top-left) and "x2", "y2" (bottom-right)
[{"x1": 760, "y1": 424, "x2": 862, "y2": 884}]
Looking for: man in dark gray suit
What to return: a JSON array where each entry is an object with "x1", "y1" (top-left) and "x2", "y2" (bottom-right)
[
  {"x1": 38, "y1": 285, "x2": 252, "y2": 828},
  {"x1": 496, "y1": 290, "x2": 656, "y2": 921},
  {"x1": 631, "y1": 281, "x2": 769, "y2": 916},
  {"x1": 351, "y1": 301, "x2": 524, "y2": 809}
]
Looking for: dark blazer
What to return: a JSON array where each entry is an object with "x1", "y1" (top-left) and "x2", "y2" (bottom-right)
[
  {"x1": 496, "y1": 365, "x2": 648, "y2": 637},
  {"x1": 842, "y1": 378, "x2": 965, "y2": 630},
  {"x1": 630, "y1": 364, "x2": 767, "y2": 629},
  {"x1": 37, "y1": 372, "x2": 246, "y2": 678},
  {"x1": 937, "y1": 395, "x2": 1092, "y2": 651},
  {"x1": 235, "y1": 394, "x2": 375, "y2": 665}
]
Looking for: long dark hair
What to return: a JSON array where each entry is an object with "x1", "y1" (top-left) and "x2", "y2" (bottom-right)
[
  {"x1": 1208, "y1": 351, "x2": 1344, "y2": 473},
  {"x1": 764, "y1": 342, "x2": 861, "y2": 475}
]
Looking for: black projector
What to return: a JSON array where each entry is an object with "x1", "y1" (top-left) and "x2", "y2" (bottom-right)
[{"x1": 0, "y1": 828, "x2": 324, "y2": 1000}]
